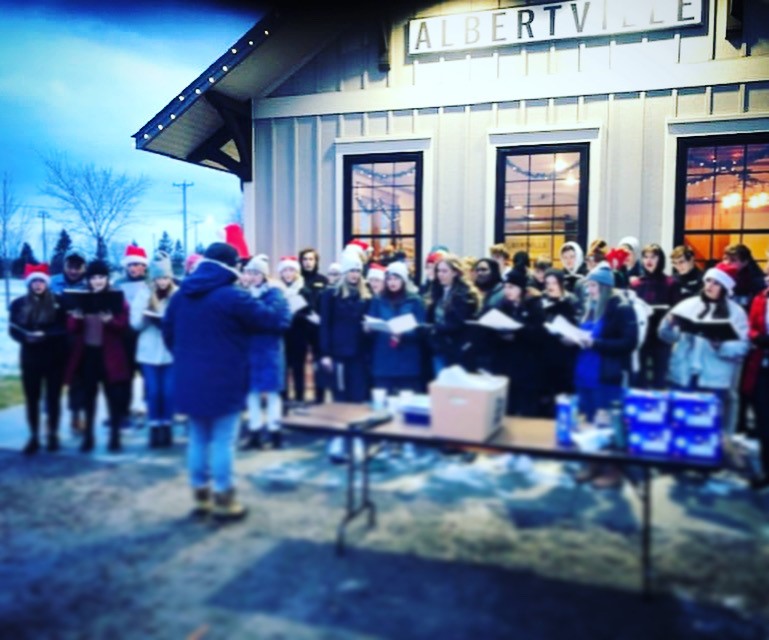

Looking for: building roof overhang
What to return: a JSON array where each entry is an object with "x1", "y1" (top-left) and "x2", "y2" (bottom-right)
[{"x1": 132, "y1": 7, "x2": 348, "y2": 182}]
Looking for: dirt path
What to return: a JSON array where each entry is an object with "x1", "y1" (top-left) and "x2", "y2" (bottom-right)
[{"x1": 2, "y1": 439, "x2": 768, "y2": 640}]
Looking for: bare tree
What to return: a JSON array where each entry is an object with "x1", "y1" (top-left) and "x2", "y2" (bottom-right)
[
  {"x1": 1, "y1": 172, "x2": 29, "y2": 308},
  {"x1": 41, "y1": 153, "x2": 150, "y2": 259}
]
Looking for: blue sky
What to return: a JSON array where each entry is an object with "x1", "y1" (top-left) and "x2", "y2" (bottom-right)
[{"x1": 0, "y1": 0, "x2": 262, "y2": 260}]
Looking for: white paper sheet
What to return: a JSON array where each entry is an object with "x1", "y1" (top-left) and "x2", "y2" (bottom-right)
[
  {"x1": 544, "y1": 314, "x2": 592, "y2": 345},
  {"x1": 363, "y1": 313, "x2": 419, "y2": 336},
  {"x1": 467, "y1": 308, "x2": 523, "y2": 331},
  {"x1": 287, "y1": 294, "x2": 308, "y2": 314}
]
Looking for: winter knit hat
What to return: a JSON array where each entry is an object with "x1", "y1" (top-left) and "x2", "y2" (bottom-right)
[
  {"x1": 245, "y1": 254, "x2": 270, "y2": 277},
  {"x1": 24, "y1": 263, "x2": 50, "y2": 286},
  {"x1": 544, "y1": 268, "x2": 565, "y2": 289},
  {"x1": 149, "y1": 251, "x2": 173, "y2": 280},
  {"x1": 340, "y1": 253, "x2": 363, "y2": 273},
  {"x1": 204, "y1": 242, "x2": 239, "y2": 268},
  {"x1": 121, "y1": 244, "x2": 148, "y2": 267},
  {"x1": 367, "y1": 263, "x2": 386, "y2": 281},
  {"x1": 426, "y1": 250, "x2": 447, "y2": 265},
  {"x1": 586, "y1": 263, "x2": 615, "y2": 288},
  {"x1": 385, "y1": 261, "x2": 410, "y2": 284},
  {"x1": 327, "y1": 262, "x2": 342, "y2": 276},
  {"x1": 85, "y1": 259, "x2": 110, "y2": 278},
  {"x1": 277, "y1": 255, "x2": 300, "y2": 273},
  {"x1": 704, "y1": 263, "x2": 737, "y2": 294},
  {"x1": 64, "y1": 247, "x2": 87, "y2": 264}
]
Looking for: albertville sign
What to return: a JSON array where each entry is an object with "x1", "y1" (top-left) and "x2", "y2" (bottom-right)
[{"x1": 408, "y1": 0, "x2": 704, "y2": 54}]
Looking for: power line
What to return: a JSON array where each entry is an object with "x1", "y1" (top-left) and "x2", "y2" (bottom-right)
[{"x1": 172, "y1": 181, "x2": 194, "y2": 256}]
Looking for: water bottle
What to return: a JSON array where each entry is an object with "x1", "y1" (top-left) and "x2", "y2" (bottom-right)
[{"x1": 610, "y1": 399, "x2": 625, "y2": 450}]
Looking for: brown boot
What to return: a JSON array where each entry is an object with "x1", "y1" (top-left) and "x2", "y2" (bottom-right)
[
  {"x1": 191, "y1": 487, "x2": 212, "y2": 518},
  {"x1": 212, "y1": 488, "x2": 248, "y2": 522}
]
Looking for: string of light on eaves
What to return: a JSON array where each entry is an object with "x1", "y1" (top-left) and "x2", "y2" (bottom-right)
[{"x1": 142, "y1": 28, "x2": 271, "y2": 142}]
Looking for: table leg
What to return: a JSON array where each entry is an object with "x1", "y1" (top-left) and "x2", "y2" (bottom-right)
[
  {"x1": 640, "y1": 466, "x2": 652, "y2": 601},
  {"x1": 335, "y1": 435, "x2": 378, "y2": 556}
]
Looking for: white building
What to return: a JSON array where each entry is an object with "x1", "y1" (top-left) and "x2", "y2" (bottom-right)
[{"x1": 134, "y1": 0, "x2": 769, "y2": 275}]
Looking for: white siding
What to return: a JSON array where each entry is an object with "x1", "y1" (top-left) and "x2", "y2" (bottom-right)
[{"x1": 247, "y1": 0, "x2": 769, "y2": 264}]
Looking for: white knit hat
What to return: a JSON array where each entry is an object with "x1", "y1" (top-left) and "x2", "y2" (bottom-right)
[
  {"x1": 385, "y1": 261, "x2": 409, "y2": 283},
  {"x1": 327, "y1": 262, "x2": 342, "y2": 275},
  {"x1": 340, "y1": 253, "x2": 363, "y2": 273},
  {"x1": 277, "y1": 255, "x2": 300, "y2": 273},
  {"x1": 704, "y1": 265, "x2": 736, "y2": 294},
  {"x1": 245, "y1": 254, "x2": 270, "y2": 277}
]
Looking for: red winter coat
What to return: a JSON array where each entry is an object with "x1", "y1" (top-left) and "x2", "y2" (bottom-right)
[
  {"x1": 65, "y1": 302, "x2": 131, "y2": 385},
  {"x1": 742, "y1": 289, "x2": 769, "y2": 396}
]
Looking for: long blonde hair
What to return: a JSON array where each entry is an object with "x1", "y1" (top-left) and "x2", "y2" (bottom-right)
[
  {"x1": 148, "y1": 279, "x2": 178, "y2": 313},
  {"x1": 335, "y1": 272, "x2": 371, "y2": 300},
  {"x1": 428, "y1": 254, "x2": 480, "y2": 309},
  {"x1": 582, "y1": 282, "x2": 613, "y2": 323}
]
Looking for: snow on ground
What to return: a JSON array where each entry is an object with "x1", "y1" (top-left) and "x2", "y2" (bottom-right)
[{"x1": 0, "y1": 279, "x2": 27, "y2": 375}]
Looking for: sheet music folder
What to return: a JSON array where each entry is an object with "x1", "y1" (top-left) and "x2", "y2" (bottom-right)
[{"x1": 62, "y1": 289, "x2": 125, "y2": 315}]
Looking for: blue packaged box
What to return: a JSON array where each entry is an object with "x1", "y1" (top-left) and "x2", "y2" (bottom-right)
[
  {"x1": 669, "y1": 391, "x2": 722, "y2": 430},
  {"x1": 555, "y1": 394, "x2": 578, "y2": 446},
  {"x1": 623, "y1": 389, "x2": 669, "y2": 427},
  {"x1": 399, "y1": 395, "x2": 431, "y2": 427},
  {"x1": 670, "y1": 429, "x2": 723, "y2": 462},
  {"x1": 627, "y1": 423, "x2": 673, "y2": 456}
]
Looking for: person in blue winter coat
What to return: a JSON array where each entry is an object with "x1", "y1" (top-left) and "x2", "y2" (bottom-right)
[
  {"x1": 240, "y1": 255, "x2": 292, "y2": 451},
  {"x1": 367, "y1": 261, "x2": 426, "y2": 393},
  {"x1": 162, "y1": 242, "x2": 289, "y2": 522}
]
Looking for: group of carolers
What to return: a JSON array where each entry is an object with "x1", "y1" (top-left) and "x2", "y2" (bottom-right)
[{"x1": 9, "y1": 227, "x2": 769, "y2": 492}]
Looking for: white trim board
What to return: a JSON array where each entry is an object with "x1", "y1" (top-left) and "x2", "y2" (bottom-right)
[
  {"x1": 660, "y1": 115, "x2": 769, "y2": 257},
  {"x1": 255, "y1": 57, "x2": 768, "y2": 120},
  {"x1": 485, "y1": 125, "x2": 604, "y2": 253},
  {"x1": 334, "y1": 135, "x2": 434, "y2": 266}
]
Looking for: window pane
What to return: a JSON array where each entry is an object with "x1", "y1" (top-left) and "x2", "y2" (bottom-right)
[
  {"x1": 714, "y1": 200, "x2": 742, "y2": 230},
  {"x1": 716, "y1": 145, "x2": 744, "y2": 172},
  {"x1": 742, "y1": 234, "x2": 768, "y2": 267},
  {"x1": 529, "y1": 179, "x2": 554, "y2": 206},
  {"x1": 747, "y1": 144, "x2": 769, "y2": 174},
  {"x1": 684, "y1": 202, "x2": 713, "y2": 230},
  {"x1": 712, "y1": 234, "x2": 741, "y2": 262},
  {"x1": 686, "y1": 176, "x2": 714, "y2": 204},
  {"x1": 351, "y1": 235, "x2": 417, "y2": 271},
  {"x1": 506, "y1": 156, "x2": 530, "y2": 181},
  {"x1": 683, "y1": 234, "x2": 712, "y2": 268},
  {"x1": 744, "y1": 195, "x2": 769, "y2": 230},
  {"x1": 554, "y1": 207, "x2": 579, "y2": 233},
  {"x1": 506, "y1": 181, "x2": 529, "y2": 207},
  {"x1": 554, "y1": 176, "x2": 579, "y2": 205},
  {"x1": 687, "y1": 146, "x2": 716, "y2": 176}
]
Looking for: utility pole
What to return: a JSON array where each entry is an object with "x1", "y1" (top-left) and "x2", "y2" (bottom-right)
[
  {"x1": 172, "y1": 181, "x2": 194, "y2": 255},
  {"x1": 191, "y1": 218, "x2": 202, "y2": 251},
  {"x1": 38, "y1": 210, "x2": 50, "y2": 261}
]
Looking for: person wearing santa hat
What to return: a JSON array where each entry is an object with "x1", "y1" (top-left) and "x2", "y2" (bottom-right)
[
  {"x1": 9, "y1": 264, "x2": 69, "y2": 454},
  {"x1": 240, "y1": 255, "x2": 292, "y2": 450},
  {"x1": 418, "y1": 249, "x2": 449, "y2": 298},
  {"x1": 319, "y1": 251, "x2": 371, "y2": 463},
  {"x1": 115, "y1": 243, "x2": 151, "y2": 427},
  {"x1": 366, "y1": 263, "x2": 387, "y2": 297},
  {"x1": 222, "y1": 223, "x2": 251, "y2": 269},
  {"x1": 659, "y1": 261, "x2": 750, "y2": 435}
]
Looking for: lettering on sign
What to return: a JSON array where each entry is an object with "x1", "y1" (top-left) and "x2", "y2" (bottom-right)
[{"x1": 409, "y1": 0, "x2": 703, "y2": 55}]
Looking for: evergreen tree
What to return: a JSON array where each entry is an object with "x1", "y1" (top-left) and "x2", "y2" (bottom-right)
[
  {"x1": 171, "y1": 239, "x2": 185, "y2": 277},
  {"x1": 157, "y1": 231, "x2": 174, "y2": 255},
  {"x1": 194, "y1": 242, "x2": 205, "y2": 255},
  {"x1": 12, "y1": 242, "x2": 38, "y2": 277},
  {"x1": 50, "y1": 229, "x2": 72, "y2": 274}
]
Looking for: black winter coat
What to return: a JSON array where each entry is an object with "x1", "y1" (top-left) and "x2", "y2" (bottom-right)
[
  {"x1": 589, "y1": 295, "x2": 639, "y2": 386},
  {"x1": 318, "y1": 288, "x2": 368, "y2": 359},
  {"x1": 425, "y1": 281, "x2": 478, "y2": 365}
]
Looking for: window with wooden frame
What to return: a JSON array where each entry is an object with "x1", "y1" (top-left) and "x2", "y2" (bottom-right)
[
  {"x1": 675, "y1": 133, "x2": 769, "y2": 268},
  {"x1": 494, "y1": 143, "x2": 589, "y2": 267},
  {"x1": 343, "y1": 152, "x2": 423, "y2": 278}
]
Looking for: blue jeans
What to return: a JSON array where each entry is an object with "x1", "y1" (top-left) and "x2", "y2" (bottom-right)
[
  {"x1": 187, "y1": 412, "x2": 240, "y2": 493},
  {"x1": 141, "y1": 364, "x2": 174, "y2": 424}
]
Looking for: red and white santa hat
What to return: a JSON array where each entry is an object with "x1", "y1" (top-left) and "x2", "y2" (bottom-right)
[
  {"x1": 704, "y1": 262, "x2": 738, "y2": 294},
  {"x1": 24, "y1": 263, "x2": 50, "y2": 286},
  {"x1": 366, "y1": 263, "x2": 386, "y2": 281},
  {"x1": 342, "y1": 240, "x2": 370, "y2": 264},
  {"x1": 277, "y1": 255, "x2": 300, "y2": 273},
  {"x1": 121, "y1": 244, "x2": 148, "y2": 267},
  {"x1": 222, "y1": 223, "x2": 250, "y2": 259}
]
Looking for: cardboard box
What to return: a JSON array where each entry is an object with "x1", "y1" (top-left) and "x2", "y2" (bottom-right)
[
  {"x1": 669, "y1": 391, "x2": 722, "y2": 430},
  {"x1": 428, "y1": 374, "x2": 508, "y2": 441},
  {"x1": 624, "y1": 389, "x2": 669, "y2": 426}
]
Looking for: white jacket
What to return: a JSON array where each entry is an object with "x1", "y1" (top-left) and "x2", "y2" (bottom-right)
[
  {"x1": 130, "y1": 286, "x2": 173, "y2": 366},
  {"x1": 658, "y1": 296, "x2": 748, "y2": 390}
]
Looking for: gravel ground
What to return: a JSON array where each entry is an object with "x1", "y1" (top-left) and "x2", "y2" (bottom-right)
[{"x1": 2, "y1": 434, "x2": 768, "y2": 640}]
